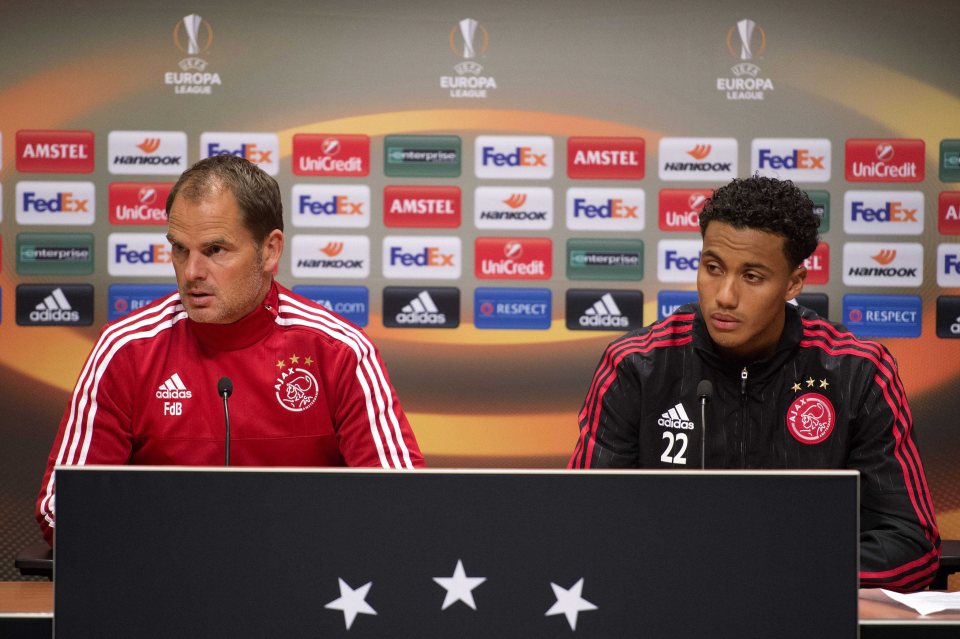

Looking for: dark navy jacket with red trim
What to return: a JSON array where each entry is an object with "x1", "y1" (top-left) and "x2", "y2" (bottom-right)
[{"x1": 569, "y1": 302, "x2": 940, "y2": 592}]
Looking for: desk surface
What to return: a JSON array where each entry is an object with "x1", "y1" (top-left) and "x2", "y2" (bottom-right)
[{"x1": 2, "y1": 582, "x2": 959, "y2": 622}]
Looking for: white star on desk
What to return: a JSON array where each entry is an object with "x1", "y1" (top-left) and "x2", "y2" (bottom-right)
[
  {"x1": 324, "y1": 578, "x2": 377, "y2": 630},
  {"x1": 433, "y1": 559, "x2": 487, "y2": 610},
  {"x1": 545, "y1": 577, "x2": 598, "y2": 631}
]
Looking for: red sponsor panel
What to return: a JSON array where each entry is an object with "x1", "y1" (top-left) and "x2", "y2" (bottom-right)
[
  {"x1": 844, "y1": 138, "x2": 924, "y2": 182},
  {"x1": 475, "y1": 237, "x2": 552, "y2": 280},
  {"x1": 383, "y1": 186, "x2": 461, "y2": 228},
  {"x1": 803, "y1": 242, "x2": 830, "y2": 285},
  {"x1": 17, "y1": 130, "x2": 95, "y2": 173},
  {"x1": 658, "y1": 188, "x2": 712, "y2": 232},
  {"x1": 109, "y1": 183, "x2": 174, "y2": 225},
  {"x1": 939, "y1": 192, "x2": 960, "y2": 234},
  {"x1": 567, "y1": 136, "x2": 645, "y2": 180},
  {"x1": 292, "y1": 133, "x2": 370, "y2": 177}
]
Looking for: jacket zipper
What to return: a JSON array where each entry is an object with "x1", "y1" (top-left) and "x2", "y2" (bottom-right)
[{"x1": 740, "y1": 366, "x2": 748, "y2": 467}]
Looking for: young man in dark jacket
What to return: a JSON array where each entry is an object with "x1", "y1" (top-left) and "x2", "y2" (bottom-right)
[{"x1": 569, "y1": 175, "x2": 940, "y2": 592}]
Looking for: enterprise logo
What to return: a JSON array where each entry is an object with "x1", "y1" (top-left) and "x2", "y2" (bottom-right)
[
  {"x1": 566, "y1": 238, "x2": 644, "y2": 281},
  {"x1": 384, "y1": 135, "x2": 461, "y2": 177},
  {"x1": 751, "y1": 138, "x2": 831, "y2": 182},
  {"x1": 16, "y1": 181, "x2": 96, "y2": 226},
  {"x1": 842, "y1": 242, "x2": 923, "y2": 287},
  {"x1": 843, "y1": 191, "x2": 924, "y2": 235},
  {"x1": 200, "y1": 132, "x2": 279, "y2": 175},
  {"x1": 843, "y1": 294, "x2": 921, "y2": 338},
  {"x1": 291, "y1": 184, "x2": 371, "y2": 229},
  {"x1": 474, "y1": 287, "x2": 551, "y2": 330},
  {"x1": 291, "y1": 235, "x2": 369, "y2": 279},
  {"x1": 659, "y1": 138, "x2": 737, "y2": 181},
  {"x1": 475, "y1": 135, "x2": 553, "y2": 179},
  {"x1": 292, "y1": 285, "x2": 369, "y2": 327},
  {"x1": 17, "y1": 233, "x2": 94, "y2": 275},
  {"x1": 108, "y1": 131, "x2": 187, "y2": 175}
]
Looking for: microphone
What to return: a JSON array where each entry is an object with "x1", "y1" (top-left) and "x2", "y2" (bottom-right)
[
  {"x1": 217, "y1": 376, "x2": 233, "y2": 466},
  {"x1": 697, "y1": 380, "x2": 713, "y2": 470}
]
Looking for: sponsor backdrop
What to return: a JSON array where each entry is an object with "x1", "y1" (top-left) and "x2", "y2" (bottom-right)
[{"x1": 1, "y1": 0, "x2": 958, "y2": 580}]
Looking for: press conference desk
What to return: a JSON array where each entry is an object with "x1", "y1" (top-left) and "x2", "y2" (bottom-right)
[{"x1": 2, "y1": 582, "x2": 958, "y2": 638}]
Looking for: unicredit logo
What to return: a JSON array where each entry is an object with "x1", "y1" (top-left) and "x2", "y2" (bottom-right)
[
  {"x1": 292, "y1": 134, "x2": 369, "y2": 176},
  {"x1": 845, "y1": 139, "x2": 924, "y2": 182},
  {"x1": 475, "y1": 237, "x2": 551, "y2": 279},
  {"x1": 109, "y1": 182, "x2": 172, "y2": 225}
]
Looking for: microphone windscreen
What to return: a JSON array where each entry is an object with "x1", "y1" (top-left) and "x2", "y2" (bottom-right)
[
  {"x1": 217, "y1": 376, "x2": 233, "y2": 398},
  {"x1": 697, "y1": 379, "x2": 714, "y2": 401}
]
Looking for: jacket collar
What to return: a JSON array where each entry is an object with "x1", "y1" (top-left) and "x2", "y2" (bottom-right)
[{"x1": 186, "y1": 281, "x2": 280, "y2": 352}]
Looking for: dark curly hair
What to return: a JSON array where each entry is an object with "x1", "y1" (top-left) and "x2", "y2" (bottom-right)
[{"x1": 699, "y1": 175, "x2": 819, "y2": 267}]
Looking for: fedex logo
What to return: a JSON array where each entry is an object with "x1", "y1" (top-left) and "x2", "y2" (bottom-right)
[
  {"x1": 17, "y1": 130, "x2": 94, "y2": 173},
  {"x1": 938, "y1": 244, "x2": 960, "y2": 287},
  {"x1": 566, "y1": 188, "x2": 645, "y2": 231},
  {"x1": 844, "y1": 191, "x2": 924, "y2": 235},
  {"x1": 939, "y1": 192, "x2": 960, "y2": 234},
  {"x1": 292, "y1": 134, "x2": 369, "y2": 176},
  {"x1": 109, "y1": 183, "x2": 173, "y2": 225},
  {"x1": 383, "y1": 236, "x2": 461, "y2": 279},
  {"x1": 803, "y1": 243, "x2": 830, "y2": 285},
  {"x1": 108, "y1": 233, "x2": 175, "y2": 277},
  {"x1": 200, "y1": 132, "x2": 279, "y2": 175},
  {"x1": 752, "y1": 138, "x2": 831, "y2": 182},
  {"x1": 291, "y1": 185, "x2": 370, "y2": 229},
  {"x1": 567, "y1": 137, "x2": 645, "y2": 180},
  {"x1": 384, "y1": 186, "x2": 461, "y2": 228},
  {"x1": 658, "y1": 239, "x2": 703, "y2": 283},
  {"x1": 16, "y1": 181, "x2": 95, "y2": 226},
  {"x1": 475, "y1": 136, "x2": 553, "y2": 179},
  {"x1": 845, "y1": 139, "x2": 924, "y2": 182},
  {"x1": 658, "y1": 189, "x2": 712, "y2": 232}
]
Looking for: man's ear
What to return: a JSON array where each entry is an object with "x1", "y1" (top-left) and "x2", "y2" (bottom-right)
[
  {"x1": 786, "y1": 265, "x2": 807, "y2": 301},
  {"x1": 262, "y1": 229, "x2": 284, "y2": 275}
]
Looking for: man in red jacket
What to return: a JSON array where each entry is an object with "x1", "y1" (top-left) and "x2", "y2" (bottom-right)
[{"x1": 37, "y1": 155, "x2": 424, "y2": 545}]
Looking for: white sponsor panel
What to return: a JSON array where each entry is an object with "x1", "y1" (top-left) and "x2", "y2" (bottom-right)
[
  {"x1": 474, "y1": 135, "x2": 553, "y2": 179},
  {"x1": 565, "y1": 188, "x2": 645, "y2": 232},
  {"x1": 383, "y1": 236, "x2": 462, "y2": 280},
  {"x1": 108, "y1": 130, "x2": 188, "y2": 175},
  {"x1": 16, "y1": 181, "x2": 96, "y2": 225},
  {"x1": 108, "y1": 233, "x2": 175, "y2": 277},
  {"x1": 291, "y1": 235, "x2": 370, "y2": 279},
  {"x1": 842, "y1": 242, "x2": 923, "y2": 287},
  {"x1": 843, "y1": 191, "x2": 924, "y2": 235},
  {"x1": 938, "y1": 243, "x2": 960, "y2": 287},
  {"x1": 657, "y1": 239, "x2": 703, "y2": 283},
  {"x1": 751, "y1": 138, "x2": 831, "y2": 182},
  {"x1": 658, "y1": 137, "x2": 737, "y2": 181},
  {"x1": 474, "y1": 186, "x2": 553, "y2": 230},
  {"x1": 200, "y1": 132, "x2": 280, "y2": 175},
  {"x1": 291, "y1": 184, "x2": 371, "y2": 228}
]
